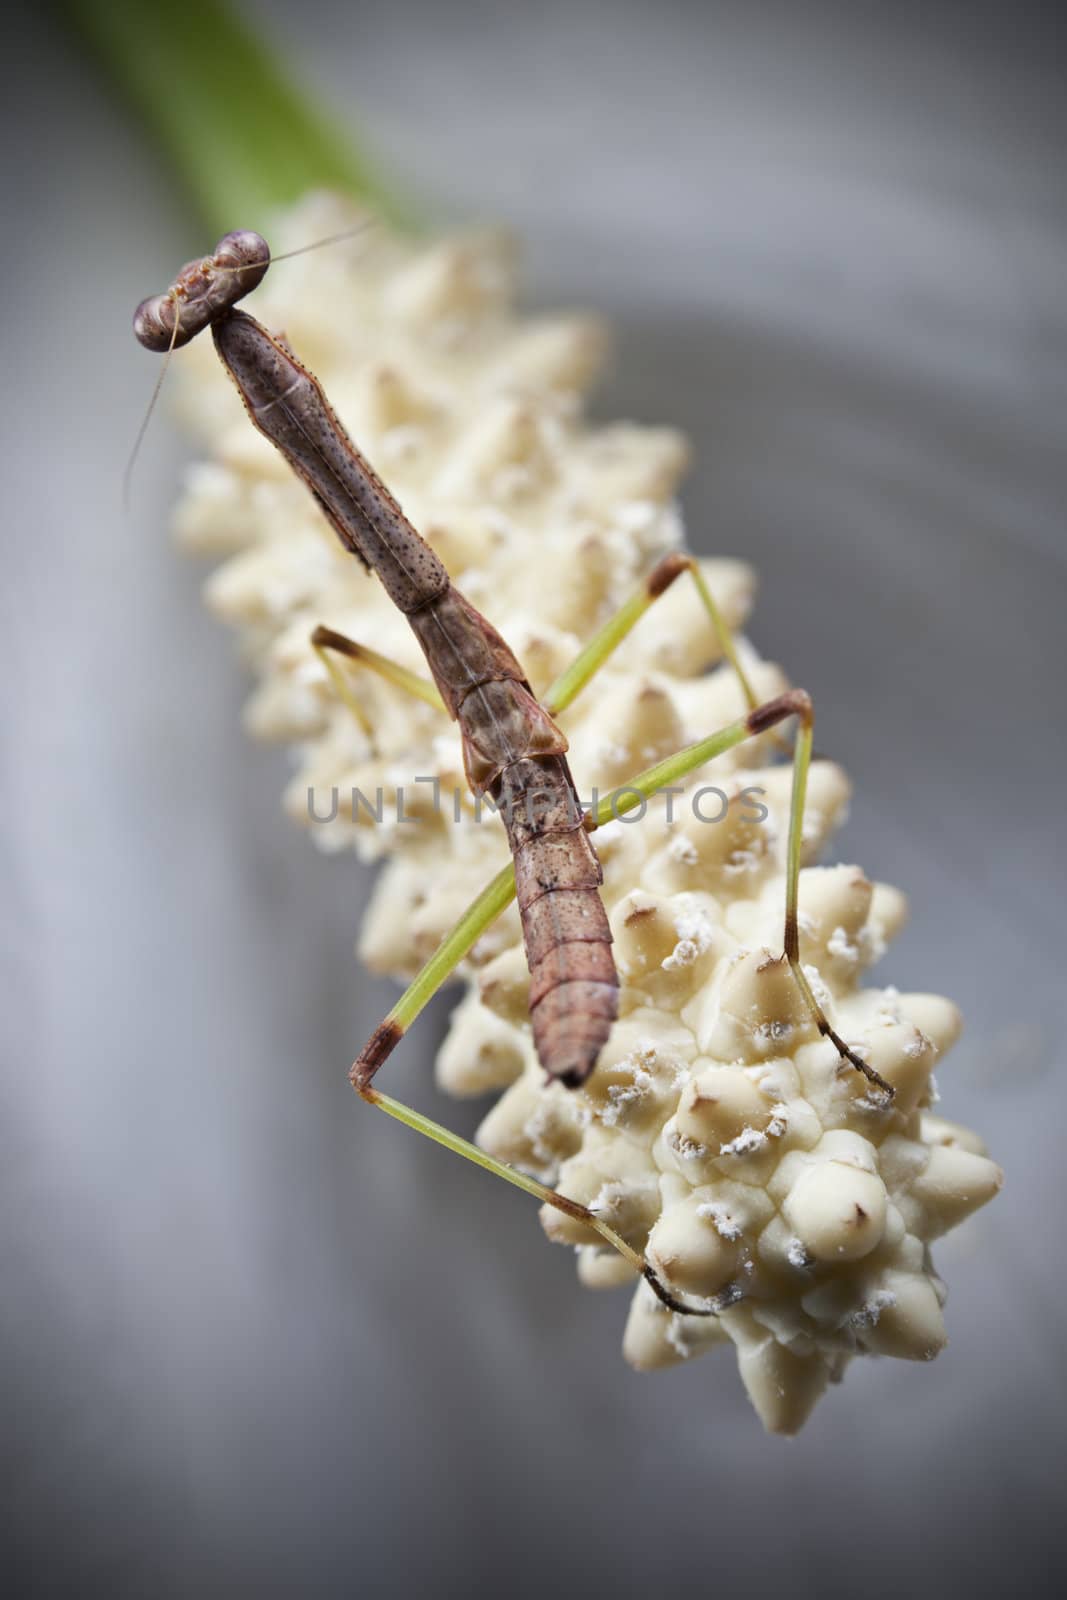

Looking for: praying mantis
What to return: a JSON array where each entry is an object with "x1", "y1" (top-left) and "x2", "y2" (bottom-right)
[{"x1": 134, "y1": 229, "x2": 893, "y2": 1317}]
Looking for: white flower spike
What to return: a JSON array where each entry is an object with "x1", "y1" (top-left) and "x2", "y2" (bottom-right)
[{"x1": 169, "y1": 194, "x2": 1000, "y2": 1433}]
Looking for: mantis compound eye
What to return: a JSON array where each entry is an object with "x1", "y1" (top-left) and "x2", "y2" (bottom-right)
[
  {"x1": 213, "y1": 229, "x2": 271, "y2": 287},
  {"x1": 132, "y1": 292, "x2": 186, "y2": 353},
  {"x1": 131, "y1": 231, "x2": 271, "y2": 354}
]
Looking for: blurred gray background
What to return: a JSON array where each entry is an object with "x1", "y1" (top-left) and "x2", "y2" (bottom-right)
[{"x1": 3, "y1": 0, "x2": 1065, "y2": 1593}]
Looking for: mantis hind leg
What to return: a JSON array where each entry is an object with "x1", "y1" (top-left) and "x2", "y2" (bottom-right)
[
  {"x1": 585, "y1": 689, "x2": 892, "y2": 1096},
  {"x1": 346, "y1": 687, "x2": 888, "y2": 1321},
  {"x1": 311, "y1": 623, "x2": 444, "y2": 739},
  {"x1": 348, "y1": 859, "x2": 716, "y2": 1318},
  {"x1": 544, "y1": 551, "x2": 761, "y2": 717},
  {"x1": 348, "y1": 690, "x2": 785, "y2": 1095}
]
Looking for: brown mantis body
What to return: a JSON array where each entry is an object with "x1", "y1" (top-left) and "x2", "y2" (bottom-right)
[
  {"x1": 137, "y1": 230, "x2": 616, "y2": 1088},
  {"x1": 134, "y1": 230, "x2": 891, "y2": 1317}
]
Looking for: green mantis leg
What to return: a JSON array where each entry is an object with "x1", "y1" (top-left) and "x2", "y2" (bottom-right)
[
  {"x1": 314, "y1": 551, "x2": 755, "y2": 742},
  {"x1": 350, "y1": 695, "x2": 774, "y2": 1093},
  {"x1": 543, "y1": 550, "x2": 761, "y2": 717},
  {"x1": 592, "y1": 689, "x2": 892, "y2": 1097},
  {"x1": 348, "y1": 685, "x2": 891, "y2": 1318},
  {"x1": 311, "y1": 623, "x2": 444, "y2": 738}
]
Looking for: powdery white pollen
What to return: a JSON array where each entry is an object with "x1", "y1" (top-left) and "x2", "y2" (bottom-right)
[
  {"x1": 662, "y1": 939, "x2": 700, "y2": 972},
  {"x1": 719, "y1": 1125, "x2": 769, "y2": 1157},
  {"x1": 827, "y1": 924, "x2": 860, "y2": 963},
  {"x1": 696, "y1": 1202, "x2": 743, "y2": 1241},
  {"x1": 850, "y1": 1289, "x2": 897, "y2": 1329}
]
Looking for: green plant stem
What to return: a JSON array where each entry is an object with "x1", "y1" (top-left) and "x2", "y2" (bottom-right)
[{"x1": 59, "y1": 0, "x2": 405, "y2": 233}]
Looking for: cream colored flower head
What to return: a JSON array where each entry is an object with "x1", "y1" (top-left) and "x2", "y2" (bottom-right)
[{"x1": 172, "y1": 194, "x2": 1000, "y2": 1433}]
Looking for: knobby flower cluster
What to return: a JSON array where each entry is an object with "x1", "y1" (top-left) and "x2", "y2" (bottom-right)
[{"x1": 171, "y1": 194, "x2": 1000, "y2": 1432}]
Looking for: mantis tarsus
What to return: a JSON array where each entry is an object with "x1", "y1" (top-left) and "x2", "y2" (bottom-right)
[{"x1": 134, "y1": 229, "x2": 893, "y2": 1318}]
